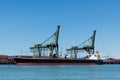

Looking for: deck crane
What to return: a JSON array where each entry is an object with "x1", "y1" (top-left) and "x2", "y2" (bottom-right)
[
  {"x1": 66, "y1": 30, "x2": 96, "y2": 58},
  {"x1": 30, "y1": 25, "x2": 60, "y2": 58}
]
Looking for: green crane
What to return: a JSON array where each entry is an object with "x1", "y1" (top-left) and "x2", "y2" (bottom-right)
[
  {"x1": 66, "y1": 30, "x2": 96, "y2": 58},
  {"x1": 30, "y1": 25, "x2": 60, "y2": 58}
]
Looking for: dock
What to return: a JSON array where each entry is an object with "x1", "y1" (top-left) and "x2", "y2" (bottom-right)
[
  {"x1": 104, "y1": 58, "x2": 120, "y2": 64},
  {"x1": 0, "y1": 55, "x2": 15, "y2": 64}
]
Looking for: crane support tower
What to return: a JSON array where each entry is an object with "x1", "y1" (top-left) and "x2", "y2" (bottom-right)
[{"x1": 30, "y1": 25, "x2": 60, "y2": 58}]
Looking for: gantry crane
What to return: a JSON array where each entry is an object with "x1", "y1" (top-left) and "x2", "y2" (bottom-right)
[
  {"x1": 30, "y1": 25, "x2": 60, "y2": 58},
  {"x1": 66, "y1": 30, "x2": 96, "y2": 58}
]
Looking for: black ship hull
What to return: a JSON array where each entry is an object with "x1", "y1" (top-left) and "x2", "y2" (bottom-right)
[{"x1": 14, "y1": 58, "x2": 104, "y2": 65}]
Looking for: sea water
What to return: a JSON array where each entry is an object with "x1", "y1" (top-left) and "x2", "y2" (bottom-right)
[{"x1": 0, "y1": 65, "x2": 119, "y2": 80}]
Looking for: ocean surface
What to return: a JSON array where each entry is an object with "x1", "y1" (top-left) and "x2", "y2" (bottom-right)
[{"x1": 0, "y1": 65, "x2": 119, "y2": 80}]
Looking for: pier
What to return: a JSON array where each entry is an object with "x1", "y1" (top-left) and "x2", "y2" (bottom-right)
[
  {"x1": 0, "y1": 56, "x2": 120, "y2": 65},
  {"x1": 0, "y1": 55, "x2": 15, "y2": 64},
  {"x1": 104, "y1": 58, "x2": 120, "y2": 64}
]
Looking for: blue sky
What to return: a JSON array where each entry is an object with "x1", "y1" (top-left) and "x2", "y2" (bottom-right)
[{"x1": 0, "y1": 0, "x2": 120, "y2": 58}]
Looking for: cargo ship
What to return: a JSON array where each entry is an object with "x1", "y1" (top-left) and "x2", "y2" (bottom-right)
[
  {"x1": 14, "y1": 57, "x2": 104, "y2": 65},
  {"x1": 14, "y1": 26, "x2": 104, "y2": 65}
]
